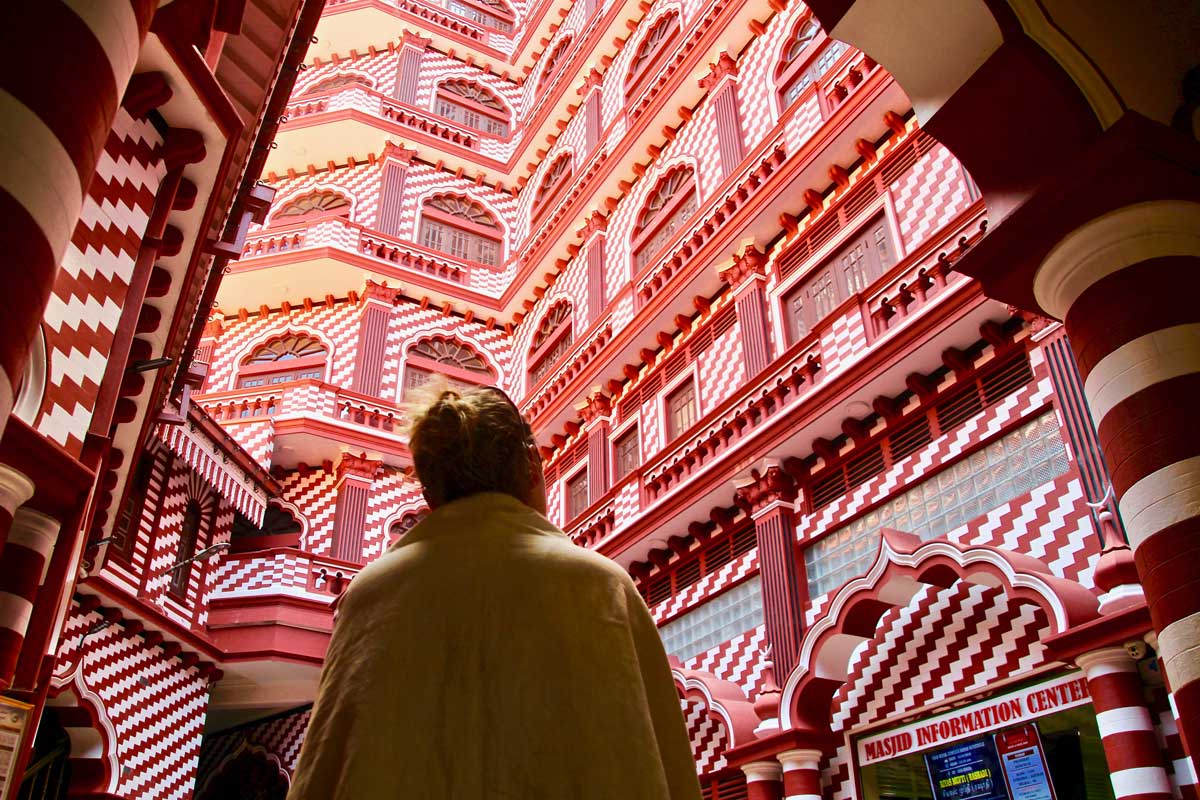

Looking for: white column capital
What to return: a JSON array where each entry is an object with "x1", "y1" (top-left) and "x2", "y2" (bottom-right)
[
  {"x1": 1076, "y1": 646, "x2": 1137, "y2": 678},
  {"x1": 9, "y1": 507, "x2": 59, "y2": 557},
  {"x1": 777, "y1": 748, "x2": 823, "y2": 772},
  {"x1": 742, "y1": 759, "x2": 783, "y2": 783},
  {"x1": 0, "y1": 466, "x2": 34, "y2": 514},
  {"x1": 1034, "y1": 200, "x2": 1200, "y2": 318}
]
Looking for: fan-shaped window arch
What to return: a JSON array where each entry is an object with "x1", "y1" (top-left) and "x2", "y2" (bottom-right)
[
  {"x1": 272, "y1": 190, "x2": 351, "y2": 223},
  {"x1": 388, "y1": 510, "x2": 427, "y2": 544},
  {"x1": 301, "y1": 73, "x2": 373, "y2": 96},
  {"x1": 625, "y1": 13, "x2": 681, "y2": 103},
  {"x1": 435, "y1": 80, "x2": 510, "y2": 136},
  {"x1": 527, "y1": 302, "x2": 572, "y2": 387},
  {"x1": 533, "y1": 153, "x2": 573, "y2": 220},
  {"x1": 538, "y1": 38, "x2": 572, "y2": 91},
  {"x1": 775, "y1": 17, "x2": 849, "y2": 109},
  {"x1": 418, "y1": 194, "x2": 504, "y2": 266},
  {"x1": 403, "y1": 337, "x2": 495, "y2": 397},
  {"x1": 633, "y1": 165, "x2": 698, "y2": 270},
  {"x1": 238, "y1": 334, "x2": 328, "y2": 388},
  {"x1": 446, "y1": 0, "x2": 513, "y2": 32}
]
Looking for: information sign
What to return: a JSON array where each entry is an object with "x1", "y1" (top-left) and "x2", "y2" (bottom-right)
[
  {"x1": 995, "y1": 724, "x2": 1056, "y2": 800},
  {"x1": 0, "y1": 695, "x2": 32, "y2": 797},
  {"x1": 924, "y1": 736, "x2": 1007, "y2": 800}
]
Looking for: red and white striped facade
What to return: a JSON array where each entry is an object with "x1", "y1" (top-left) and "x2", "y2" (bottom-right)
[{"x1": 2, "y1": 0, "x2": 1197, "y2": 798}]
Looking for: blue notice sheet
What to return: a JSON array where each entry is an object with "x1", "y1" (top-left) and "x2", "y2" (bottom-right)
[{"x1": 924, "y1": 737, "x2": 1008, "y2": 800}]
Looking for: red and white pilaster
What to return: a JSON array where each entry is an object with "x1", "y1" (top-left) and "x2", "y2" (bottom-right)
[
  {"x1": 777, "y1": 748, "x2": 823, "y2": 800},
  {"x1": 0, "y1": 465, "x2": 35, "y2": 554},
  {"x1": 1078, "y1": 647, "x2": 1173, "y2": 800},
  {"x1": 1035, "y1": 200, "x2": 1200, "y2": 757},
  {"x1": 0, "y1": 508, "x2": 59, "y2": 687},
  {"x1": 742, "y1": 759, "x2": 784, "y2": 800}
]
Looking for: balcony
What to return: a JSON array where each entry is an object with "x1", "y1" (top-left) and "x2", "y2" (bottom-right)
[
  {"x1": 313, "y1": 0, "x2": 512, "y2": 65},
  {"x1": 196, "y1": 379, "x2": 412, "y2": 469},
  {"x1": 207, "y1": 546, "x2": 359, "y2": 665},
  {"x1": 267, "y1": 82, "x2": 515, "y2": 177},
  {"x1": 219, "y1": 216, "x2": 506, "y2": 312}
]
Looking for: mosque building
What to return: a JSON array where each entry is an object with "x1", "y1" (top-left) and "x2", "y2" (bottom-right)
[{"x1": 0, "y1": 0, "x2": 1197, "y2": 798}]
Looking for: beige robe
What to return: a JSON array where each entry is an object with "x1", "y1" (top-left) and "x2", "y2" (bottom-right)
[{"x1": 288, "y1": 492, "x2": 702, "y2": 800}]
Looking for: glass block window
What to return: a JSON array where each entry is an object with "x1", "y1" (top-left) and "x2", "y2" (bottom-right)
[
  {"x1": 658, "y1": 577, "x2": 763, "y2": 662},
  {"x1": 804, "y1": 412, "x2": 1070, "y2": 597}
]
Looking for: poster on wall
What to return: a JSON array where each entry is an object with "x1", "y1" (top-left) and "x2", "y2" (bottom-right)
[
  {"x1": 995, "y1": 724, "x2": 1056, "y2": 800},
  {"x1": 924, "y1": 736, "x2": 1007, "y2": 800},
  {"x1": 0, "y1": 695, "x2": 33, "y2": 796}
]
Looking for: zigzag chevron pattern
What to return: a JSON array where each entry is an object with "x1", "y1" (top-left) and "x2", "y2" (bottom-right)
[
  {"x1": 51, "y1": 604, "x2": 211, "y2": 800},
  {"x1": 682, "y1": 696, "x2": 730, "y2": 776},
  {"x1": 682, "y1": 624, "x2": 768, "y2": 701},
  {"x1": 37, "y1": 108, "x2": 166, "y2": 454},
  {"x1": 821, "y1": 582, "x2": 1053, "y2": 800}
]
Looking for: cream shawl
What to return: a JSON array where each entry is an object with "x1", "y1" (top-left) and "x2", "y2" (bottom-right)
[{"x1": 288, "y1": 491, "x2": 702, "y2": 800}]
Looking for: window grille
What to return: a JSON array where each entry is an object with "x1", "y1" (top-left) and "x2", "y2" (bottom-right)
[
  {"x1": 658, "y1": 577, "x2": 763, "y2": 661},
  {"x1": 783, "y1": 214, "x2": 895, "y2": 342},
  {"x1": 626, "y1": 14, "x2": 681, "y2": 100},
  {"x1": 666, "y1": 379, "x2": 698, "y2": 441},
  {"x1": 567, "y1": 470, "x2": 589, "y2": 519},
  {"x1": 804, "y1": 411, "x2": 1070, "y2": 596},
  {"x1": 614, "y1": 427, "x2": 640, "y2": 480},
  {"x1": 634, "y1": 167, "x2": 698, "y2": 270}
]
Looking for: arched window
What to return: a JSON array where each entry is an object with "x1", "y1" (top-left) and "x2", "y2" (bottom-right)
[
  {"x1": 446, "y1": 0, "x2": 513, "y2": 32},
  {"x1": 418, "y1": 195, "x2": 503, "y2": 266},
  {"x1": 632, "y1": 166, "x2": 698, "y2": 270},
  {"x1": 301, "y1": 73, "x2": 373, "y2": 96},
  {"x1": 538, "y1": 38, "x2": 572, "y2": 91},
  {"x1": 533, "y1": 153, "x2": 572, "y2": 220},
  {"x1": 775, "y1": 17, "x2": 848, "y2": 109},
  {"x1": 528, "y1": 302, "x2": 572, "y2": 386},
  {"x1": 238, "y1": 334, "x2": 328, "y2": 388},
  {"x1": 273, "y1": 190, "x2": 351, "y2": 223},
  {"x1": 169, "y1": 500, "x2": 203, "y2": 598},
  {"x1": 403, "y1": 337, "x2": 494, "y2": 397},
  {"x1": 625, "y1": 13, "x2": 681, "y2": 102},
  {"x1": 388, "y1": 511, "x2": 427, "y2": 544},
  {"x1": 435, "y1": 80, "x2": 510, "y2": 136}
]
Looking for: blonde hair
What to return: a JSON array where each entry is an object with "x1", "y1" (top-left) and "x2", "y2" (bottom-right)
[{"x1": 404, "y1": 375, "x2": 536, "y2": 506}]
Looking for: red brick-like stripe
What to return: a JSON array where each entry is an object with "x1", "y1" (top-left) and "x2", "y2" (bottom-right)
[
  {"x1": 1096, "y1": 374, "x2": 1200, "y2": 497},
  {"x1": 1133, "y1": 518, "x2": 1200, "y2": 635},
  {"x1": 0, "y1": 0, "x2": 155, "y2": 432},
  {"x1": 1064, "y1": 257, "x2": 1200, "y2": 380}
]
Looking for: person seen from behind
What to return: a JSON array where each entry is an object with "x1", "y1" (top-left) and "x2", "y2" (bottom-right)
[{"x1": 287, "y1": 377, "x2": 703, "y2": 799}]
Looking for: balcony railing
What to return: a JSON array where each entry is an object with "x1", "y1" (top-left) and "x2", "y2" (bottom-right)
[{"x1": 238, "y1": 217, "x2": 491, "y2": 291}]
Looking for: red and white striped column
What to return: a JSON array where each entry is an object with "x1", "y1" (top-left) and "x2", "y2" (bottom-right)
[
  {"x1": 1150, "y1": 676, "x2": 1199, "y2": 800},
  {"x1": 1077, "y1": 647, "x2": 1173, "y2": 800},
  {"x1": 0, "y1": 508, "x2": 59, "y2": 688},
  {"x1": 777, "y1": 749, "x2": 823, "y2": 800},
  {"x1": 1035, "y1": 200, "x2": 1200, "y2": 758},
  {"x1": 0, "y1": 465, "x2": 34, "y2": 554},
  {"x1": 742, "y1": 760, "x2": 783, "y2": 800},
  {"x1": 0, "y1": 0, "x2": 156, "y2": 437}
]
